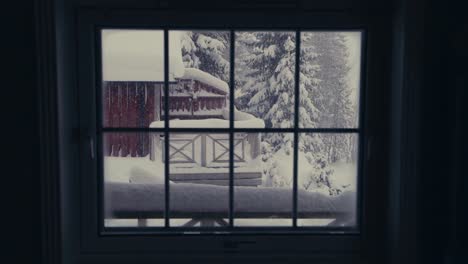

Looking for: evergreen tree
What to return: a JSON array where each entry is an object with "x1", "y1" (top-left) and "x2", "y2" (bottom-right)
[
  {"x1": 180, "y1": 31, "x2": 230, "y2": 82},
  {"x1": 235, "y1": 32, "x2": 295, "y2": 129},
  {"x1": 299, "y1": 151, "x2": 337, "y2": 195},
  {"x1": 235, "y1": 32, "x2": 339, "y2": 193},
  {"x1": 304, "y1": 32, "x2": 356, "y2": 163}
]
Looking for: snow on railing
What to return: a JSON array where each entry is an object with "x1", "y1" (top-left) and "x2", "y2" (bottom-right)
[
  {"x1": 150, "y1": 107, "x2": 265, "y2": 128},
  {"x1": 105, "y1": 182, "x2": 356, "y2": 227}
]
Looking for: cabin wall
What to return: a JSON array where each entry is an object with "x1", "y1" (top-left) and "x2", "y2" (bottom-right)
[
  {"x1": 102, "y1": 79, "x2": 228, "y2": 157},
  {"x1": 103, "y1": 81, "x2": 162, "y2": 157}
]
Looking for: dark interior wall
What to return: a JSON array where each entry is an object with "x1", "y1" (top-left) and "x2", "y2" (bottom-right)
[
  {"x1": 388, "y1": 1, "x2": 468, "y2": 263},
  {"x1": 5, "y1": 0, "x2": 41, "y2": 264},
  {"x1": 388, "y1": 1, "x2": 467, "y2": 263},
  {"x1": 450, "y1": 8, "x2": 468, "y2": 260},
  {"x1": 420, "y1": 1, "x2": 467, "y2": 262},
  {"x1": 9, "y1": 0, "x2": 466, "y2": 263}
]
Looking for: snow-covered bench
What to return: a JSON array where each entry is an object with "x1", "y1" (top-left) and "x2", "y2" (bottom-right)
[{"x1": 105, "y1": 182, "x2": 356, "y2": 227}]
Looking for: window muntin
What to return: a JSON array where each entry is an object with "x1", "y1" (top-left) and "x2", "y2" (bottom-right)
[{"x1": 101, "y1": 29, "x2": 362, "y2": 232}]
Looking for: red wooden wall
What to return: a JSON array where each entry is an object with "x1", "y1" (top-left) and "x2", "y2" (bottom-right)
[
  {"x1": 103, "y1": 82, "x2": 160, "y2": 157},
  {"x1": 102, "y1": 80, "x2": 228, "y2": 157}
]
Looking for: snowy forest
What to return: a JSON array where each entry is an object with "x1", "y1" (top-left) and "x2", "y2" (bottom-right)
[{"x1": 179, "y1": 31, "x2": 361, "y2": 197}]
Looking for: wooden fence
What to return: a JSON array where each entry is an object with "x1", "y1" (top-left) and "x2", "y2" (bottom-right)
[{"x1": 103, "y1": 81, "x2": 161, "y2": 157}]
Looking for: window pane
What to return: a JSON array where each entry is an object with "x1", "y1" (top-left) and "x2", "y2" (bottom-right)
[
  {"x1": 165, "y1": 30, "x2": 230, "y2": 129},
  {"x1": 103, "y1": 132, "x2": 165, "y2": 227},
  {"x1": 297, "y1": 133, "x2": 358, "y2": 227},
  {"x1": 299, "y1": 31, "x2": 362, "y2": 128},
  {"x1": 234, "y1": 31, "x2": 295, "y2": 129},
  {"x1": 234, "y1": 133, "x2": 293, "y2": 226},
  {"x1": 99, "y1": 29, "x2": 363, "y2": 232},
  {"x1": 169, "y1": 133, "x2": 229, "y2": 227},
  {"x1": 101, "y1": 30, "x2": 167, "y2": 128}
]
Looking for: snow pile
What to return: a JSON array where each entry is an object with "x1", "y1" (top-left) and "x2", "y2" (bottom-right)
[
  {"x1": 128, "y1": 166, "x2": 167, "y2": 184},
  {"x1": 194, "y1": 90, "x2": 226, "y2": 98},
  {"x1": 328, "y1": 162, "x2": 357, "y2": 191},
  {"x1": 259, "y1": 144, "x2": 357, "y2": 196},
  {"x1": 297, "y1": 152, "x2": 357, "y2": 196},
  {"x1": 104, "y1": 156, "x2": 170, "y2": 184},
  {"x1": 102, "y1": 30, "x2": 185, "y2": 82},
  {"x1": 180, "y1": 68, "x2": 229, "y2": 93},
  {"x1": 222, "y1": 106, "x2": 260, "y2": 122},
  {"x1": 105, "y1": 182, "x2": 356, "y2": 217}
]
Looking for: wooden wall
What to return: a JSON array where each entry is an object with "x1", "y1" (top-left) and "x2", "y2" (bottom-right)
[{"x1": 103, "y1": 81, "x2": 161, "y2": 157}]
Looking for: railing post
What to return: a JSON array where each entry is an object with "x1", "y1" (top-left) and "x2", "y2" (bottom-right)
[
  {"x1": 150, "y1": 133, "x2": 154, "y2": 161},
  {"x1": 150, "y1": 132, "x2": 160, "y2": 161},
  {"x1": 137, "y1": 218, "x2": 148, "y2": 227},
  {"x1": 201, "y1": 133, "x2": 207, "y2": 167}
]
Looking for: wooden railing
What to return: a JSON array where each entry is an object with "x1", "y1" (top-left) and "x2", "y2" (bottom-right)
[
  {"x1": 156, "y1": 133, "x2": 250, "y2": 167},
  {"x1": 149, "y1": 133, "x2": 262, "y2": 186}
]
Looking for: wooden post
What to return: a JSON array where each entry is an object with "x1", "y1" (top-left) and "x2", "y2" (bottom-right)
[
  {"x1": 249, "y1": 133, "x2": 261, "y2": 159},
  {"x1": 201, "y1": 133, "x2": 207, "y2": 167},
  {"x1": 137, "y1": 218, "x2": 147, "y2": 227},
  {"x1": 150, "y1": 133, "x2": 160, "y2": 161},
  {"x1": 200, "y1": 219, "x2": 215, "y2": 227}
]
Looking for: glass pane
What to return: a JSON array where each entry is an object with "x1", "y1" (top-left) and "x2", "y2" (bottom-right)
[
  {"x1": 234, "y1": 133, "x2": 293, "y2": 226},
  {"x1": 169, "y1": 133, "x2": 229, "y2": 227},
  {"x1": 101, "y1": 29, "x2": 167, "y2": 128},
  {"x1": 165, "y1": 30, "x2": 230, "y2": 129},
  {"x1": 234, "y1": 31, "x2": 295, "y2": 129},
  {"x1": 297, "y1": 133, "x2": 358, "y2": 227},
  {"x1": 103, "y1": 132, "x2": 165, "y2": 227},
  {"x1": 299, "y1": 31, "x2": 362, "y2": 128}
]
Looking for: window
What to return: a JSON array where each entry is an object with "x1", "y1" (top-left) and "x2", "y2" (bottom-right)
[
  {"x1": 101, "y1": 29, "x2": 363, "y2": 231},
  {"x1": 76, "y1": 10, "x2": 374, "y2": 259}
]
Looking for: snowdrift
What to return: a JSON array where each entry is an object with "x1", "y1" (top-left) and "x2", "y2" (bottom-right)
[{"x1": 105, "y1": 182, "x2": 356, "y2": 224}]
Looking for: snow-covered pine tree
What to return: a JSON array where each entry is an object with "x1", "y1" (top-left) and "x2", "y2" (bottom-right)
[
  {"x1": 235, "y1": 32, "x2": 302, "y2": 154},
  {"x1": 235, "y1": 32, "x2": 295, "y2": 130},
  {"x1": 180, "y1": 31, "x2": 230, "y2": 82},
  {"x1": 298, "y1": 33, "x2": 322, "y2": 130},
  {"x1": 234, "y1": 32, "x2": 330, "y2": 194},
  {"x1": 298, "y1": 32, "x2": 352, "y2": 195},
  {"x1": 299, "y1": 151, "x2": 338, "y2": 195},
  {"x1": 260, "y1": 140, "x2": 277, "y2": 187},
  {"x1": 303, "y1": 32, "x2": 356, "y2": 163}
]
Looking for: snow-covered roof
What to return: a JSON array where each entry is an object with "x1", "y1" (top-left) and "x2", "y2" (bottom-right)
[
  {"x1": 180, "y1": 68, "x2": 229, "y2": 94},
  {"x1": 102, "y1": 30, "x2": 185, "y2": 82}
]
